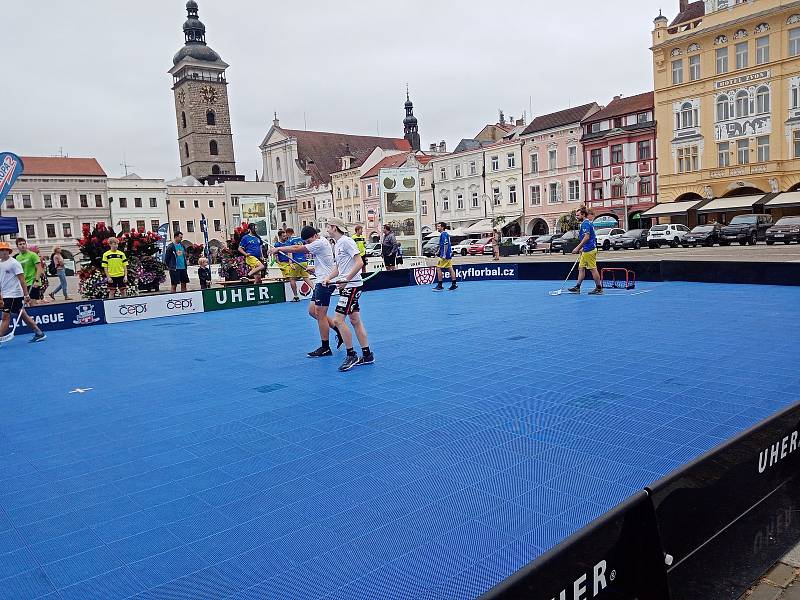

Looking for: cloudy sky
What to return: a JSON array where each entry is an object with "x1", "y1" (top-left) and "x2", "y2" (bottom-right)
[{"x1": 6, "y1": 0, "x2": 669, "y2": 180}]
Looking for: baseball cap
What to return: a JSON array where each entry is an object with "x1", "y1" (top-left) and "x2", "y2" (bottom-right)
[
  {"x1": 300, "y1": 225, "x2": 319, "y2": 241},
  {"x1": 327, "y1": 217, "x2": 349, "y2": 233},
  {"x1": 0, "y1": 242, "x2": 11, "y2": 251}
]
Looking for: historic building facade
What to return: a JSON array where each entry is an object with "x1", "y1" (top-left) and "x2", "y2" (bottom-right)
[
  {"x1": 169, "y1": 1, "x2": 238, "y2": 182},
  {"x1": 651, "y1": 0, "x2": 800, "y2": 222},
  {"x1": 107, "y1": 175, "x2": 168, "y2": 235}
]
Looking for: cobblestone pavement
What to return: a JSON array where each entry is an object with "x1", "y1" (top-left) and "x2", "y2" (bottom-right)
[{"x1": 742, "y1": 549, "x2": 800, "y2": 599}]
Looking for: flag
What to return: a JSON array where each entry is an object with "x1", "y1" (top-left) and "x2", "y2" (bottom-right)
[
  {"x1": 157, "y1": 222, "x2": 170, "y2": 261},
  {"x1": 200, "y1": 213, "x2": 210, "y2": 261}
]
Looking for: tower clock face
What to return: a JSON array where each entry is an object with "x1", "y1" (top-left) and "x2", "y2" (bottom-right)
[
  {"x1": 200, "y1": 85, "x2": 218, "y2": 104},
  {"x1": 177, "y1": 89, "x2": 186, "y2": 105}
]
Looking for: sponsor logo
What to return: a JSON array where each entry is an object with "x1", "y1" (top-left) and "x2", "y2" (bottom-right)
[
  {"x1": 414, "y1": 267, "x2": 437, "y2": 285},
  {"x1": 31, "y1": 313, "x2": 64, "y2": 326},
  {"x1": 758, "y1": 430, "x2": 798, "y2": 474},
  {"x1": 203, "y1": 283, "x2": 286, "y2": 311},
  {"x1": 551, "y1": 561, "x2": 612, "y2": 600},
  {"x1": 118, "y1": 303, "x2": 148, "y2": 316},
  {"x1": 166, "y1": 298, "x2": 193, "y2": 311},
  {"x1": 73, "y1": 304, "x2": 100, "y2": 325}
]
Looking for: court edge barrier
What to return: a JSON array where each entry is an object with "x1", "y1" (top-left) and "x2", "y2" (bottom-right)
[{"x1": 481, "y1": 400, "x2": 800, "y2": 600}]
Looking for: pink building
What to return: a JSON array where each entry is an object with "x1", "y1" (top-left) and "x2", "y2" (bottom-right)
[{"x1": 521, "y1": 103, "x2": 600, "y2": 235}]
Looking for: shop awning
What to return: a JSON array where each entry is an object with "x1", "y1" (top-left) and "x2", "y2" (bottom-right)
[
  {"x1": 465, "y1": 219, "x2": 493, "y2": 234},
  {"x1": 697, "y1": 194, "x2": 766, "y2": 213},
  {"x1": 0, "y1": 217, "x2": 19, "y2": 235},
  {"x1": 641, "y1": 199, "x2": 706, "y2": 217},
  {"x1": 766, "y1": 192, "x2": 800, "y2": 208}
]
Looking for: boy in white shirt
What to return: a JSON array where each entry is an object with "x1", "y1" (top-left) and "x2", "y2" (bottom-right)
[{"x1": 0, "y1": 242, "x2": 46, "y2": 343}]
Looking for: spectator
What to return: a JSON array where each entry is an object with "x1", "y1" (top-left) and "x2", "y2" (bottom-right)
[
  {"x1": 352, "y1": 225, "x2": 368, "y2": 275},
  {"x1": 15, "y1": 238, "x2": 44, "y2": 306},
  {"x1": 48, "y1": 246, "x2": 71, "y2": 301},
  {"x1": 198, "y1": 257, "x2": 212, "y2": 289},
  {"x1": 492, "y1": 228, "x2": 501, "y2": 261},
  {"x1": 165, "y1": 231, "x2": 190, "y2": 293},
  {"x1": 102, "y1": 237, "x2": 128, "y2": 299},
  {"x1": 381, "y1": 224, "x2": 399, "y2": 271}
]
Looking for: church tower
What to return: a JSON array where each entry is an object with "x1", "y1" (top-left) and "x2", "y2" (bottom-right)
[
  {"x1": 403, "y1": 88, "x2": 421, "y2": 152},
  {"x1": 169, "y1": 1, "x2": 237, "y2": 182}
]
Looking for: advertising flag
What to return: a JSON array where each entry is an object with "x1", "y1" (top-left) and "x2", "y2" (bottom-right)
[{"x1": 0, "y1": 153, "x2": 24, "y2": 208}]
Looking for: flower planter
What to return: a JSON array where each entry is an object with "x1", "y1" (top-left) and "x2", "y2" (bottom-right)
[{"x1": 499, "y1": 245, "x2": 517, "y2": 257}]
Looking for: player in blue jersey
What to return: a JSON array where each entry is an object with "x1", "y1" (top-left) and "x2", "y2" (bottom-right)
[
  {"x1": 286, "y1": 227, "x2": 314, "y2": 293},
  {"x1": 433, "y1": 222, "x2": 458, "y2": 291}
]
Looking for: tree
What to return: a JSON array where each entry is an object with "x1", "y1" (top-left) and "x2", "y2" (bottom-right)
[{"x1": 557, "y1": 211, "x2": 578, "y2": 233}]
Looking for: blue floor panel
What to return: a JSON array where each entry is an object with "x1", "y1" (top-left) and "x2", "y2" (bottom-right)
[{"x1": 2, "y1": 280, "x2": 799, "y2": 598}]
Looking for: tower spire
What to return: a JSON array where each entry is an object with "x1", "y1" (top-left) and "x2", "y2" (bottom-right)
[
  {"x1": 403, "y1": 87, "x2": 420, "y2": 152},
  {"x1": 183, "y1": 1, "x2": 206, "y2": 45}
]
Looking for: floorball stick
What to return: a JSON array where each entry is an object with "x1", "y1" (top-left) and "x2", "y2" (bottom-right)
[
  {"x1": 549, "y1": 254, "x2": 581, "y2": 296},
  {"x1": 0, "y1": 311, "x2": 24, "y2": 343}
]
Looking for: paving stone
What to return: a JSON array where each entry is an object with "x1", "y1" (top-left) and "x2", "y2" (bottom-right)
[
  {"x1": 746, "y1": 582, "x2": 783, "y2": 600},
  {"x1": 783, "y1": 582, "x2": 800, "y2": 600},
  {"x1": 784, "y1": 546, "x2": 800, "y2": 569},
  {"x1": 766, "y1": 563, "x2": 799, "y2": 589}
]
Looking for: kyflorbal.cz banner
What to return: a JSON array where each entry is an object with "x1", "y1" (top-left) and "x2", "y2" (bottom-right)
[
  {"x1": 410, "y1": 264, "x2": 519, "y2": 285},
  {"x1": 105, "y1": 292, "x2": 204, "y2": 324},
  {"x1": 202, "y1": 283, "x2": 286, "y2": 311}
]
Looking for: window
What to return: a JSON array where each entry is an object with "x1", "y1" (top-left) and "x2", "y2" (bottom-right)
[
  {"x1": 149, "y1": 198, "x2": 157, "y2": 208},
  {"x1": 134, "y1": 197, "x2": 142, "y2": 208},
  {"x1": 716, "y1": 47, "x2": 729, "y2": 74},
  {"x1": 347, "y1": 211, "x2": 352, "y2": 222},
  {"x1": 211, "y1": 164, "x2": 220, "y2": 175},
  {"x1": 548, "y1": 149, "x2": 557, "y2": 170},
  {"x1": 677, "y1": 146, "x2": 699, "y2": 173},
  {"x1": 46, "y1": 224, "x2": 56, "y2": 238},
  {"x1": 637, "y1": 112, "x2": 649, "y2": 124},
  {"x1": 231, "y1": 197, "x2": 239, "y2": 206},
  {"x1": 118, "y1": 197, "x2": 128, "y2": 208},
  {"x1": 568, "y1": 180, "x2": 579, "y2": 201},
  {"x1": 737, "y1": 138, "x2": 750, "y2": 164},
  {"x1": 672, "y1": 59, "x2": 683, "y2": 84},
  {"x1": 181, "y1": 112, "x2": 186, "y2": 128},
  {"x1": 213, "y1": 219, "x2": 221, "y2": 232},
  {"x1": 172, "y1": 221, "x2": 179, "y2": 233},
  {"x1": 454, "y1": 164, "x2": 461, "y2": 177},
  {"x1": 442, "y1": 196, "x2": 449, "y2": 211},
  {"x1": 735, "y1": 91, "x2": 750, "y2": 117},
  {"x1": 367, "y1": 184, "x2": 373, "y2": 196},
  {"x1": 507, "y1": 153, "x2": 515, "y2": 168},
  {"x1": 592, "y1": 182, "x2": 604, "y2": 200},
  {"x1": 59, "y1": 195, "x2": 68, "y2": 208},
  {"x1": 735, "y1": 42, "x2": 748, "y2": 69},
  {"x1": 136, "y1": 220, "x2": 145, "y2": 231},
  {"x1": 440, "y1": 167, "x2": 447, "y2": 180},
  {"x1": 639, "y1": 177, "x2": 652, "y2": 196},
  {"x1": 471, "y1": 191, "x2": 479, "y2": 207},
  {"x1": 457, "y1": 193, "x2": 464, "y2": 209},
  {"x1": 716, "y1": 95, "x2": 730, "y2": 121},
  {"x1": 62, "y1": 223, "x2": 72, "y2": 238},
  {"x1": 568, "y1": 146, "x2": 577, "y2": 167},
  {"x1": 23, "y1": 194, "x2": 31, "y2": 208},
  {"x1": 493, "y1": 186, "x2": 501, "y2": 205},
  {"x1": 794, "y1": 130, "x2": 800, "y2": 158},
  {"x1": 530, "y1": 185, "x2": 541, "y2": 206},
  {"x1": 491, "y1": 156, "x2": 499, "y2": 171},
  {"x1": 718, "y1": 142, "x2": 730, "y2": 167},
  {"x1": 179, "y1": 200, "x2": 185, "y2": 208},
  {"x1": 614, "y1": 117, "x2": 623, "y2": 129},
  {"x1": 756, "y1": 86, "x2": 770, "y2": 114},
  {"x1": 638, "y1": 140, "x2": 652, "y2": 160},
  {"x1": 5, "y1": 196, "x2": 13, "y2": 208},
  {"x1": 611, "y1": 184, "x2": 623, "y2": 198},
  {"x1": 25, "y1": 224, "x2": 35, "y2": 238},
  {"x1": 95, "y1": 194, "x2": 103, "y2": 207},
  {"x1": 590, "y1": 122, "x2": 601, "y2": 133},
  {"x1": 336, "y1": 188, "x2": 341, "y2": 199},
  {"x1": 345, "y1": 186, "x2": 350, "y2": 199},
  {"x1": 757, "y1": 136, "x2": 770, "y2": 162},
  {"x1": 469, "y1": 161, "x2": 477, "y2": 175},
  {"x1": 530, "y1": 154, "x2": 539, "y2": 173},
  {"x1": 548, "y1": 183, "x2": 559, "y2": 204},
  {"x1": 209, "y1": 200, "x2": 214, "y2": 208},
  {"x1": 206, "y1": 110, "x2": 216, "y2": 126},
  {"x1": 677, "y1": 102, "x2": 697, "y2": 129},
  {"x1": 790, "y1": 28, "x2": 800, "y2": 57},
  {"x1": 193, "y1": 200, "x2": 199, "y2": 208},
  {"x1": 756, "y1": 36, "x2": 770, "y2": 64},
  {"x1": 43, "y1": 194, "x2": 52, "y2": 208},
  {"x1": 421, "y1": 199, "x2": 427, "y2": 216},
  {"x1": 689, "y1": 55, "x2": 701, "y2": 81},
  {"x1": 209, "y1": 140, "x2": 218, "y2": 155},
  {"x1": 120, "y1": 221, "x2": 130, "y2": 233},
  {"x1": 281, "y1": 210, "x2": 287, "y2": 222},
  {"x1": 356, "y1": 209, "x2": 361, "y2": 221},
  {"x1": 590, "y1": 149, "x2": 602, "y2": 168},
  {"x1": 151, "y1": 220, "x2": 160, "y2": 231},
  {"x1": 611, "y1": 145, "x2": 623, "y2": 164},
  {"x1": 509, "y1": 185, "x2": 517, "y2": 204},
  {"x1": 80, "y1": 194, "x2": 88, "y2": 208},
  {"x1": 186, "y1": 220, "x2": 195, "y2": 233},
  {"x1": 185, "y1": 143, "x2": 189, "y2": 158},
  {"x1": 420, "y1": 178, "x2": 425, "y2": 187}
]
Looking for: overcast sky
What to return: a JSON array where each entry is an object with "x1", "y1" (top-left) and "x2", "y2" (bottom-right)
[{"x1": 5, "y1": 0, "x2": 669, "y2": 180}]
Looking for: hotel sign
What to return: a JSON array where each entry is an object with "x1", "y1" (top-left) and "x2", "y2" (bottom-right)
[{"x1": 715, "y1": 70, "x2": 770, "y2": 90}]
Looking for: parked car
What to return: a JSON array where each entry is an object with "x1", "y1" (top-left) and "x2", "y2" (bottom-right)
[
  {"x1": 595, "y1": 227, "x2": 626, "y2": 251},
  {"x1": 452, "y1": 238, "x2": 479, "y2": 256},
  {"x1": 551, "y1": 230, "x2": 581, "y2": 254},
  {"x1": 365, "y1": 242, "x2": 382, "y2": 257},
  {"x1": 719, "y1": 214, "x2": 773, "y2": 245},
  {"x1": 529, "y1": 234, "x2": 553, "y2": 253},
  {"x1": 483, "y1": 237, "x2": 517, "y2": 255},
  {"x1": 612, "y1": 229, "x2": 649, "y2": 250},
  {"x1": 511, "y1": 236, "x2": 534, "y2": 254},
  {"x1": 422, "y1": 234, "x2": 441, "y2": 257},
  {"x1": 467, "y1": 237, "x2": 493, "y2": 255},
  {"x1": 680, "y1": 224, "x2": 723, "y2": 247},
  {"x1": 766, "y1": 216, "x2": 800, "y2": 244},
  {"x1": 647, "y1": 224, "x2": 690, "y2": 248}
]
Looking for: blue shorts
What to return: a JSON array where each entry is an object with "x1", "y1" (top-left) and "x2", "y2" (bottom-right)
[{"x1": 312, "y1": 283, "x2": 333, "y2": 307}]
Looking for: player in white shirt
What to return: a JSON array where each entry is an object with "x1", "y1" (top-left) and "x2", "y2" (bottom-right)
[
  {"x1": 267, "y1": 225, "x2": 343, "y2": 357},
  {"x1": 322, "y1": 218, "x2": 373, "y2": 372},
  {"x1": 0, "y1": 242, "x2": 46, "y2": 343}
]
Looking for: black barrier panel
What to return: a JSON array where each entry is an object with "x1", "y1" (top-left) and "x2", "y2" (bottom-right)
[
  {"x1": 480, "y1": 491, "x2": 669, "y2": 600},
  {"x1": 648, "y1": 401, "x2": 800, "y2": 597},
  {"x1": 362, "y1": 268, "x2": 412, "y2": 292},
  {"x1": 667, "y1": 475, "x2": 800, "y2": 600},
  {"x1": 661, "y1": 260, "x2": 800, "y2": 286},
  {"x1": 517, "y1": 260, "x2": 663, "y2": 283}
]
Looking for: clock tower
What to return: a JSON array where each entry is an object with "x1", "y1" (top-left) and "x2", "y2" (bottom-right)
[{"x1": 169, "y1": 1, "x2": 238, "y2": 182}]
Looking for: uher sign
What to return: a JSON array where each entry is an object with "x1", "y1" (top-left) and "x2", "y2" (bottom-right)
[
  {"x1": 0, "y1": 153, "x2": 24, "y2": 207},
  {"x1": 202, "y1": 283, "x2": 285, "y2": 311}
]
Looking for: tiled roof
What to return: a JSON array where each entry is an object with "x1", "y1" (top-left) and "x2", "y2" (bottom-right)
[
  {"x1": 281, "y1": 129, "x2": 411, "y2": 184},
  {"x1": 586, "y1": 92, "x2": 654, "y2": 123},
  {"x1": 20, "y1": 157, "x2": 106, "y2": 177},
  {"x1": 670, "y1": 1, "x2": 704, "y2": 27},
  {"x1": 361, "y1": 153, "x2": 410, "y2": 179},
  {"x1": 522, "y1": 103, "x2": 600, "y2": 135}
]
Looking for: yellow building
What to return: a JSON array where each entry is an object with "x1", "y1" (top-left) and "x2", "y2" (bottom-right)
[{"x1": 651, "y1": 0, "x2": 800, "y2": 224}]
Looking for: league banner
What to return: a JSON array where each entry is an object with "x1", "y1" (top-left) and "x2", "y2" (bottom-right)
[
  {"x1": 410, "y1": 264, "x2": 519, "y2": 285},
  {"x1": 0, "y1": 153, "x2": 24, "y2": 207},
  {"x1": 105, "y1": 291, "x2": 204, "y2": 324},
  {"x1": 15, "y1": 300, "x2": 105, "y2": 333},
  {"x1": 202, "y1": 283, "x2": 285, "y2": 311}
]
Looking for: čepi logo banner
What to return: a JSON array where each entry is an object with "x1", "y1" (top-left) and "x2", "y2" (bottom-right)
[
  {"x1": 0, "y1": 153, "x2": 24, "y2": 207},
  {"x1": 105, "y1": 291, "x2": 204, "y2": 324}
]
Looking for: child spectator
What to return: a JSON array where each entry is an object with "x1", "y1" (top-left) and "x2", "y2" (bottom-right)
[
  {"x1": 102, "y1": 237, "x2": 128, "y2": 299},
  {"x1": 198, "y1": 257, "x2": 212, "y2": 289}
]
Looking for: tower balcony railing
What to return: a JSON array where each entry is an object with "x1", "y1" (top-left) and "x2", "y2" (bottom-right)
[{"x1": 173, "y1": 72, "x2": 227, "y2": 85}]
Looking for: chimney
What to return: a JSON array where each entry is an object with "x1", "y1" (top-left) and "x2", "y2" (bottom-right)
[
  {"x1": 438, "y1": 140, "x2": 446, "y2": 153},
  {"x1": 516, "y1": 117, "x2": 525, "y2": 126},
  {"x1": 679, "y1": 0, "x2": 689, "y2": 11},
  {"x1": 499, "y1": 110, "x2": 505, "y2": 125},
  {"x1": 430, "y1": 143, "x2": 438, "y2": 152}
]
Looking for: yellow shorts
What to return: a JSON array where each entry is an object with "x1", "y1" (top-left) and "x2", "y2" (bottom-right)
[
  {"x1": 291, "y1": 262, "x2": 309, "y2": 278},
  {"x1": 245, "y1": 255, "x2": 263, "y2": 270},
  {"x1": 437, "y1": 259, "x2": 453, "y2": 269},
  {"x1": 579, "y1": 249, "x2": 598, "y2": 270},
  {"x1": 278, "y1": 263, "x2": 293, "y2": 278}
]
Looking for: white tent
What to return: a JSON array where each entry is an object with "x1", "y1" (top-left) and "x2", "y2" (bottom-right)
[
  {"x1": 448, "y1": 227, "x2": 470, "y2": 237},
  {"x1": 465, "y1": 219, "x2": 493, "y2": 235}
]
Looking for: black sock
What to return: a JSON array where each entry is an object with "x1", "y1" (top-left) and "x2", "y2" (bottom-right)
[
  {"x1": 347, "y1": 348, "x2": 356, "y2": 357},
  {"x1": 362, "y1": 346, "x2": 370, "y2": 356},
  {"x1": 321, "y1": 340, "x2": 330, "y2": 349}
]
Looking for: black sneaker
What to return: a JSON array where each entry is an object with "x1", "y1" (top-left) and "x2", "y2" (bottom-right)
[
  {"x1": 567, "y1": 286, "x2": 581, "y2": 294},
  {"x1": 588, "y1": 287, "x2": 604, "y2": 295},
  {"x1": 448, "y1": 284, "x2": 458, "y2": 291},
  {"x1": 357, "y1": 352, "x2": 375, "y2": 366},
  {"x1": 339, "y1": 354, "x2": 359, "y2": 372},
  {"x1": 307, "y1": 347, "x2": 333, "y2": 358},
  {"x1": 29, "y1": 332, "x2": 47, "y2": 343},
  {"x1": 433, "y1": 284, "x2": 444, "y2": 291}
]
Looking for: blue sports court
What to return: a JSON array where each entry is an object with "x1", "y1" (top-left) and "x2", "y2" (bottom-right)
[{"x1": 1, "y1": 280, "x2": 798, "y2": 599}]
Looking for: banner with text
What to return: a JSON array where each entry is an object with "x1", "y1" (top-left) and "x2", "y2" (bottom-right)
[
  {"x1": 15, "y1": 300, "x2": 106, "y2": 333},
  {"x1": 203, "y1": 283, "x2": 286, "y2": 311},
  {"x1": 105, "y1": 291, "x2": 204, "y2": 324},
  {"x1": 410, "y1": 264, "x2": 519, "y2": 285}
]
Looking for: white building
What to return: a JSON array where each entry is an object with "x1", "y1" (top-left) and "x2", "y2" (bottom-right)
[{"x1": 107, "y1": 175, "x2": 168, "y2": 234}]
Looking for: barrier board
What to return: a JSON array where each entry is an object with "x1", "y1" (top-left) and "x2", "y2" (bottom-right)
[
  {"x1": 202, "y1": 283, "x2": 285, "y2": 311},
  {"x1": 410, "y1": 264, "x2": 518, "y2": 285},
  {"x1": 14, "y1": 300, "x2": 105, "y2": 332},
  {"x1": 105, "y1": 291, "x2": 204, "y2": 324}
]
